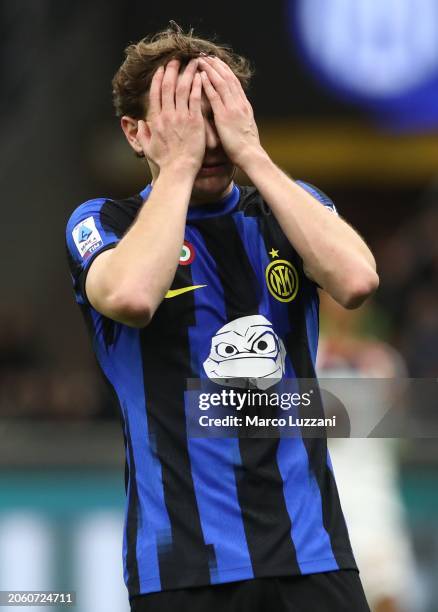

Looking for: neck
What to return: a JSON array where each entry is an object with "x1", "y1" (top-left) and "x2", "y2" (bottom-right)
[
  {"x1": 150, "y1": 172, "x2": 235, "y2": 206},
  {"x1": 189, "y1": 181, "x2": 234, "y2": 206}
]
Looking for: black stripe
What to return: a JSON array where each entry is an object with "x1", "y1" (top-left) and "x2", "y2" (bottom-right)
[
  {"x1": 140, "y1": 279, "x2": 213, "y2": 589},
  {"x1": 193, "y1": 216, "x2": 259, "y2": 320},
  {"x1": 100, "y1": 195, "x2": 143, "y2": 235},
  {"x1": 78, "y1": 306, "x2": 141, "y2": 587},
  {"x1": 286, "y1": 282, "x2": 355, "y2": 567},
  {"x1": 235, "y1": 437, "x2": 300, "y2": 575},
  {"x1": 257, "y1": 208, "x2": 355, "y2": 568},
  {"x1": 123, "y1": 430, "x2": 129, "y2": 495},
  {"x1": 196, "y1": 215, "x2": 300, "y2": 576},
  {"x1": 124, "y1": 412, "x2": 141, "y2": 594}
]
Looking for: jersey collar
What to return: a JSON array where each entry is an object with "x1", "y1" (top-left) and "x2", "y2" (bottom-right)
[{"x1": 139, "y1": 183, "x2": 240, "y2": 220}]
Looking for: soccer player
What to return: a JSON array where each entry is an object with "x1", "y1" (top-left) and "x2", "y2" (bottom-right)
[{"x1": 66, "y1": 25, "x2": 378, "y2": 612}]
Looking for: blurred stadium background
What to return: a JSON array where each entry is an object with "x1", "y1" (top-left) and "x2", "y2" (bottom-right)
[{"x1": 1, "y1": 1, "x2": 438, "y2": 610}]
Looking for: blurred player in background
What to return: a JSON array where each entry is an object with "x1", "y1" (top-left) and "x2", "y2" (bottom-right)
[
  {"x1": 65, "y1": 24, "x2": 378, "y2": 612},
  {"x1": 318, "y1": 294, "x2": 419, "y2": 612}
]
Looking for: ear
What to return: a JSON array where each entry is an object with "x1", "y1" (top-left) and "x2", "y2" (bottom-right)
[{"x1": 120, "y1": 115, "x2": 144, "y2": 155}]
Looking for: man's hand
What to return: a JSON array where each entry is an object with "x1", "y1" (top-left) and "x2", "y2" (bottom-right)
[
  {"x1": 136, "y1": 58, "x2": 206, "y2": 176},
  {"x1": 196, "y1": 59, "x2": 378, "y2": 309},
  {"x1": 198, "y1": 56, "x2": 263, "y2": 169},
  {"x1": 86, "y1": 58, "x2": 209, "y2": 327}
]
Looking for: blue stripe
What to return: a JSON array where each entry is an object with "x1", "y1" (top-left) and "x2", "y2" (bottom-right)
[
  {"x1": 185, "y1": 225, "x2": 254, "y2": 583},
  {"x1": 90, "y1": 311, "x2": 172, "y2": 592},
  {"x1": 140, "y1": 185, "x2": 152, "y2": 200},
  {"x1": 277, "y1": 438, "x2": 338, "y2": 572},
  {"x1": 187, "y1": 184, "x2": 240, "y2": 220},
  {"x1": 233, "y1": 211, "x2": 337, "y2": 571},
  {"x1": 304, "y1": 282, "x2": 319, "y2": 365}
]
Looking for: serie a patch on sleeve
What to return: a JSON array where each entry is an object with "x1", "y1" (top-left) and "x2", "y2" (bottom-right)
[{"x1": 72, "y1": 216, "x2": 103, "y2": 260}]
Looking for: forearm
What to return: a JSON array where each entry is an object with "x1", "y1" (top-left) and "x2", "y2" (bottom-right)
[
  {"x1": 196, "y1": 55, "x2": 378, "y2": 307},
  {"x1": 241, "y1": 149, "x2": 379, "y2": 307},
  {"x1": 91, "y1": 166, "x2": 194, "y2": 324}
]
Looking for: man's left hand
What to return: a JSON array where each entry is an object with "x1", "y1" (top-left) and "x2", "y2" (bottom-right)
[{"x1": 198, "y1": 56, "x2": 264, "y2": 169}]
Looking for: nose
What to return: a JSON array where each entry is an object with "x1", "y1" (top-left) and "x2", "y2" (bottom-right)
[{"x1": 204, "y1": 117, "x2": 220, "y2": 150}]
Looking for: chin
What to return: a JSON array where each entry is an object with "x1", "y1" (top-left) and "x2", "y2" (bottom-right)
[{"x1": 192, "y1": 168, "x2": 235, "y2": 203}]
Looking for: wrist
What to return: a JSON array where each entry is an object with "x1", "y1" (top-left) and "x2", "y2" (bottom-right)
[
  {"x1": 235, "y1": 145, "x2": 271, "y2": 175},
  {"x1": 158, "y1": 160, "x2": 199, "y2": 183}
]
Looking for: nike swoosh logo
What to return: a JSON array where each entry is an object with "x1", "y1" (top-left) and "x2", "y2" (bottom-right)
[{"x1": 165, "y1": 285, "x2": 207, "y2": 298}]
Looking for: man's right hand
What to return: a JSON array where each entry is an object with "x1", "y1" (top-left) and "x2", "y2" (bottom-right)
[
  {"x1": 136, "y1": 58, "x2": 206, "y2": 176},
  {"x1": 85, "y1": 59, "x2": 207, "y2": 328}
]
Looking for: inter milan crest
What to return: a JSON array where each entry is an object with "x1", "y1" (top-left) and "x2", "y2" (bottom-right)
[
  {"x1": 265, "y1": 249, "x2": 299, "y2": 303},
  {"x1": 179, "y1": 240, "x2": 195, "y2": 266}
]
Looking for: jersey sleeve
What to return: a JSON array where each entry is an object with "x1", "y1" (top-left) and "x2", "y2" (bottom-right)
[
  {"x1": 295, "y1": 180, "x2": 339, "y2": 215},
  {"x1": 294, "y1": 181, "x2": 339, "y2": 289},
  {"x1": 65, "y1": 198, "x2": 120, "y2": 304}
]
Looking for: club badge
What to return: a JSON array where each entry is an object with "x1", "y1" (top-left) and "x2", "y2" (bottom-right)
[{"x1": 265, "y1": 249, "x2": 299, "y2": 303}]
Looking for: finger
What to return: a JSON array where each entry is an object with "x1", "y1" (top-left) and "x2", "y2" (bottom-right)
[
  {"x1": 135, "y1": 120, "x2": 151, "y2": 156},
  {"x1": 137, "y1": 119, "x2": 146, "y2": 138},
  {"x1": 176, "y1": 58, "x2": 199, "y2": 111},
  {"x1": 189, "y1": 72, "x2": 202, "y2": 113},
  {"x1": 161, "y1": 59, "x2": 180, "y2": 111},
  {"x1": 198, "y1": 59, "x2": 233, "y2": 104},
  {"x1": 206, "y1": 56, "x2": 245, "y2": 98},
  {"x1": 137, "y1": 119, "x2": 150, "y2": 140},
  {"x1": 200, "y1": 71, "x2": 224, "y2": 115},
  {"x1": 203, "y1": 56, "x2": 235, "y2": 81},
  {"x1": 148, "y1": 65, "x2": 164, "y2": 116}
]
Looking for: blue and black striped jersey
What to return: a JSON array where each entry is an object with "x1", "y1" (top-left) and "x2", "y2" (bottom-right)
[{"x1": 65, "y1": 181, "x2": 355, "y2": 598}]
